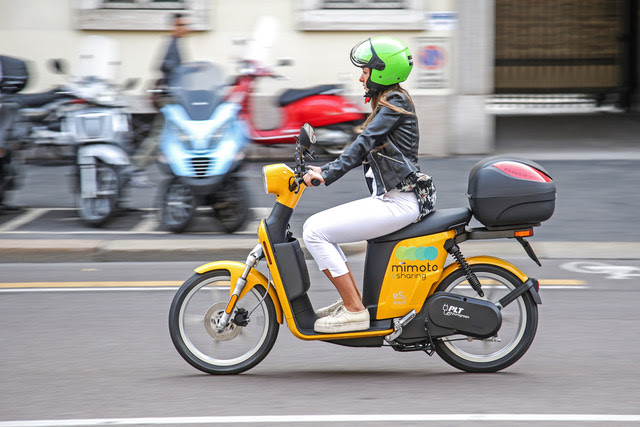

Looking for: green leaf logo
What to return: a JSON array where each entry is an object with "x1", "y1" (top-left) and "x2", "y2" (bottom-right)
[{"x1": 395, "y1": 246, "x2": 438, "y2": 261}]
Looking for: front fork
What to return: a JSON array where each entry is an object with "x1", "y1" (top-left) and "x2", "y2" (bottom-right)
[
  {"x1": 216, "y1": 244, "x2": 265, "y2": 331},
  {"x1": 78, "y1": 155, "x2": 98, "y2": 198}
]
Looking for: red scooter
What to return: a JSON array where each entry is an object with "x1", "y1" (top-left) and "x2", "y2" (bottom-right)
[{"x1": 229, "y1": 59, "x2": 365, "y2": 156}]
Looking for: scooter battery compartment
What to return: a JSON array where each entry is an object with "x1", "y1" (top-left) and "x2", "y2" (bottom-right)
[{"x1": 273, "y1": 239, "x2": 310, "y2": 301}]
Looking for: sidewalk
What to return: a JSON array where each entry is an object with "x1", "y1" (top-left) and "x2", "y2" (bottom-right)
[
  {"x1": 2, "y1": 238, "x2": 640, "y2": 263},
  {"x1": 494, "y1": 113, "x2": 640, "y2": 160},
  {"x1": 2, "y1": 113, "x2": 640, "y2": 263}
]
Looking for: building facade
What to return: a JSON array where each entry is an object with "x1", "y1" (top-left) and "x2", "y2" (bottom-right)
[{"x1": 10, "y1": 1, "x2": 632, "y2": 156}]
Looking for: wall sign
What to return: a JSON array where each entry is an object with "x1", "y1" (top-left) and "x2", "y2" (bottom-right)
[{"x1": 416, "y1": 37, "x2": 452, "y2": 89}]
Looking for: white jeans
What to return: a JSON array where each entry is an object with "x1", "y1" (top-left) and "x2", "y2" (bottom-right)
[{"x1": 302, "y1": 189, "x2": 419, "y2": 277}]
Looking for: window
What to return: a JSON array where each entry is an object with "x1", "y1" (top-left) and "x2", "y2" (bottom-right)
[
  {"x1": 101, "y1": 0, "x2": 186, "y2": 9},
  {"x1": 75, "y1": 0, "x2": 210, "y2": 31},
  {"x1": 297, "y1": 0, "x2": 424, "y2": 31},
  {"x1": 321, "y1": 0, "x2": 408, "y2": 9}
]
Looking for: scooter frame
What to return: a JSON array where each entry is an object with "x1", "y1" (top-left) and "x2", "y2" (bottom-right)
[
  {"x1": 169, "y1": 127, "x2": 545, "y2": 374},
  {"x1": 199, "y1": 146, "x2": 542, "y2": 345}
]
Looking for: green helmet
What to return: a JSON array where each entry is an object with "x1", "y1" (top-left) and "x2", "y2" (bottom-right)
[{"x1": 350, "y1": 36, "x2": 413, "y2": 87}]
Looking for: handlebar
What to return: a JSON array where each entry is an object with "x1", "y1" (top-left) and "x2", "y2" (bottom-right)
[{"x1": 292, "y1": 136, "x2": 321, "y2": 188}]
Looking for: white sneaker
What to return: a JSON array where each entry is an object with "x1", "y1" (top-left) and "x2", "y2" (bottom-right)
[
  {"x1": 314, "y1": 306, "x2": 370, "y2": 333},
  {"x1": 315, "y1": 298, "x2": 343, "y2": 318}
]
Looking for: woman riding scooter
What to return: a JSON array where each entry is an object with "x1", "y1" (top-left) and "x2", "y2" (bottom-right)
[{"x1": 302, "y1": 37, "x2": 436, "y2": 333}]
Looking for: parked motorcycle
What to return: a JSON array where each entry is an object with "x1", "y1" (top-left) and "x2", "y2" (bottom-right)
[
  {"x1": 58, "y1": 36, "x2": 138, "y2": 227},
  {"x1": 231, "y1": 16, "x2": 365, "y2": 156},
  {"x1": 168, "y1": 124, "x2": 556, "y2": 375},
  {"x1": 232, "y1": 60, "x2": 365, "y2": 156},
  {"x1": 0, "y1": 54, "x2": 40, "y2": 207},
  {"x1": 0, "y1": 54, "x2": 79, "y2": 167},
  {"x1": 69, "y1": 78, "x2": 136, "y2": 227},
  {"x1": 156, "y1": 61, "x2": 250, "y2": 233}
]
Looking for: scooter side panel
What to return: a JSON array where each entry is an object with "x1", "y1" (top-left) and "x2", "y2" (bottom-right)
[
  {"x1": 376, "y1": 230, "x2": 455, "y2": 320},
  {"x1": 194, "y1": 260, "x2": 283, "y2": 324}
]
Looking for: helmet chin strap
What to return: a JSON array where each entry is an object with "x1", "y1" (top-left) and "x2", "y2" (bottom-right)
[{"x1": 363, "y1": 78, "x2": 384, "y2": 104}]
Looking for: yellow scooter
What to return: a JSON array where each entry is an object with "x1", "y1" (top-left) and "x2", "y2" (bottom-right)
[{"x1": 169, "y1": 124, "x2": 555, "y2": 375}]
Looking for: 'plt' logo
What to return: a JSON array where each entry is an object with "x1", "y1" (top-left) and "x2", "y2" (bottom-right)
[{"x1": 395, "y1": 246, "x2": 438, "y2": 262}]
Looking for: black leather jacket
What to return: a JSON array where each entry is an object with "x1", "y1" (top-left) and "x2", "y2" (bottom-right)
[{"x1": 320, "y1": 90, "x2": 419, "y2": 196}]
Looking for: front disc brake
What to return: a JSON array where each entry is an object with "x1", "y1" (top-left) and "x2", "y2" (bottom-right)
[{"x1": 203, "y1": 302, "x2": 242, "y2": 341}]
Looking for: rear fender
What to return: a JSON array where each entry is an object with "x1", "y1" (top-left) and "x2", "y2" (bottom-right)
[
  {"x1": 195, "y1": 261, "x2": 283, "y2": 324},
  {"x1": 433, "y1": 256, "x2": 529, "y2": 296}
]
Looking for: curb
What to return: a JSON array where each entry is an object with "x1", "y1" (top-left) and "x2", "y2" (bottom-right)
[{"x1": 2, "y1": 239, "x2": 640, "y2": 263}]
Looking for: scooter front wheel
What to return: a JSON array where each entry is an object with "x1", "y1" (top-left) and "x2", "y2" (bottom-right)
[
  {"x1": 433, "y1": 264, "x2": 538, "y2": 373},
  {"x1": 158, "y1": 177, "x2": 196, "y2": 233},
  {"x1": 210, "y1": 178, "x2": 249, "y2": 233},
  {"x1": 169, "y1": 269, "x2": 279, "y2": 375},
  {"x1": 77, "y1": 163, "x2": 119, "y2": 227}
]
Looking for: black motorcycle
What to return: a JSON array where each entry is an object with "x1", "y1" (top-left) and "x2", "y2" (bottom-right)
[{"x1": 0, "y1": 55, "x2": 32, "y2": 208}]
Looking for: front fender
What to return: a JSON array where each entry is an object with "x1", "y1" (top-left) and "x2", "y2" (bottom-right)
[
  {"x1": 432, "y1": 256, "x2": 529, "y2": 295},
  {"x1": 78, "y1": 143, "x2": 130, "y2": 166},
  {"x1": 195, "y1": 261, "x2": 283, "y2": 324}
]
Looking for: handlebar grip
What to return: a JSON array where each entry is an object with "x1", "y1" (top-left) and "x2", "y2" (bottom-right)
[{"x1": 311, "y1": 178, "x2": 321, "y2": 187}]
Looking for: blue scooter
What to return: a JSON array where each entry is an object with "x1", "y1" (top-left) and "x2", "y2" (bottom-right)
[{"x1": 157, "y1": 62, "x2": 250, "y2": 233}]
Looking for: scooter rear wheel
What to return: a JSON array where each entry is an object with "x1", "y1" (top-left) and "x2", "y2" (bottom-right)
[
  {"x1": 169, "y1": 269, "x2": 279, "y2": 375},
  {"x1": 432, "y1": 264, "x2": 538, "y2": 373}
]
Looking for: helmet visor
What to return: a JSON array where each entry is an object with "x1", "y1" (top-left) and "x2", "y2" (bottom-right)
[{"x1": 350, "y1": 39, "x2": 385, "y2": 71}]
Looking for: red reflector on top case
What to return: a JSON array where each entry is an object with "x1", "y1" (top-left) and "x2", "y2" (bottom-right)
[{"x1": 493, "y1": 161, "x2": 552, "y2": 182}]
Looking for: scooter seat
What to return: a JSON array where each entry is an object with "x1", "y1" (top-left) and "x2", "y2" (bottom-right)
[
  {"x1": 3, "y1": 89, "x2": 63, "y2": 108},
  {"x1": 277, "y1": 84, "x2": 342, "y2": 107},
  {"x1": 369, "y1": 208, "x2": 472, "y2": 244}
]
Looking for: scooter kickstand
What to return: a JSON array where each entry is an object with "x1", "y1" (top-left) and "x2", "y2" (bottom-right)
[{"x1": 385, "y1": 309, "x2": 416, "y2": 343}]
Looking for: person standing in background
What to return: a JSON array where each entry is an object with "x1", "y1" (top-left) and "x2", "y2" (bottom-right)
[{"x1": 130, "y1": 13, "x2": 191, "y2": 187}]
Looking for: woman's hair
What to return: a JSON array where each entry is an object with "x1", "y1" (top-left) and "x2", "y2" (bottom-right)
[{"x1": 356, "y1": 84, "x2": 414, "y2": 134}]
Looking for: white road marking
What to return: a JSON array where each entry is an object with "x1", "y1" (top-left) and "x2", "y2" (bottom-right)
[
  {"x1": 0, "y1": 208, "x2": 48, "y2": 232},
  {"x1": 129, "y1": 213, "x2": 160, "y2": 233},
  {"x1": 0, "y1": 413, "x2": 639, "y2": 426},
  {"x1": 0, "y1": 207, "x2": 270, "y2": 235}
]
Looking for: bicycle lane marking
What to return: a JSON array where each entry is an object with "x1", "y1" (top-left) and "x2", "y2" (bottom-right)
[{"x1": 561, "y1": 261, "x2": 640, "y2": 280}]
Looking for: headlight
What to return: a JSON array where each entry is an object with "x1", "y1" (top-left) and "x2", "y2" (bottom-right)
[
  {"x1": 172, "y1": 124, "x2": 192, "y2": 149},
  {"x1": 208, "y1": 121, "x2": 232, "y2": 149},
  {"x1": 95, "y1": 88, "x2": 119, "y2": 106}
]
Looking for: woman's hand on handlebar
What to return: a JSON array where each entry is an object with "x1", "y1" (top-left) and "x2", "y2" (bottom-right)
[{"x1": 303, "y1": 166, "x2": 324, "y2": 187}]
